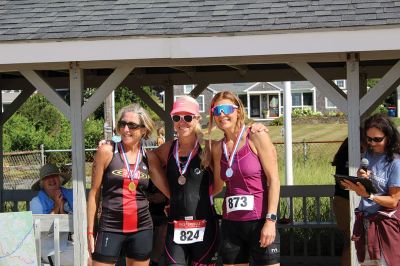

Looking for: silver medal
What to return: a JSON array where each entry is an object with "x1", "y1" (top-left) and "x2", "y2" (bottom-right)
[
  {"x1": 178, "y1": 175, "x2": 187, "y2": 185},
  {"x1": 226, "y1": 168, "x2": 233, "y2": 178},
  {"x1": 194, "y1": 168, "x2": 201, "y2": 175}
]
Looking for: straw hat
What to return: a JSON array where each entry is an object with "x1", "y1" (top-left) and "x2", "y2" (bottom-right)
[{"x1": 31, "y1": 163, "x2": 71, "y2": 191}]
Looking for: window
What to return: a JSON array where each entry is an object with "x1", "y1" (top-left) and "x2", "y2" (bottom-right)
[
  {"x1": 335, "y1": 80, "x2": 345, "y2": 88},
  {"x1": 174, "y1": 95, "x2": 205, "y2": 113},
  {"x1": 292, "y1": 92, "x2": 313, "y2": 108},
  {"x1": 184, "y1": 85, "x2": 195, "y2": 94}
]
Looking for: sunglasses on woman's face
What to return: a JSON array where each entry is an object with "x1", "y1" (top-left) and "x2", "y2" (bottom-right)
[
  {"x1": 171, "y1": 115, "x2": 195, "y2": 123},
  {"x1": 211, "y1": 104, "x2": 238, "y2": 116},
  {"x1": 366, "y1": 136, "x2": 385, "y2": 143},
  {"x1": 118, "y1": 120, "x2": 144, "y2": 130}
]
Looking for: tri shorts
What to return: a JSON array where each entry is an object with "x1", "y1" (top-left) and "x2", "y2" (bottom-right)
[
  {"x1": 164, "y1": 219, "x2": 219, "y2": 266},
  {"x1": 92, "y1": 229, "x2": 153, "y2": 264},
  {"x1": 221, "y1": 219, "x2": 280, "y2": 266}
]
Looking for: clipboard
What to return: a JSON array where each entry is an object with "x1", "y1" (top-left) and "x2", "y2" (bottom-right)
[{"x1": 334, "y1": 174, "x2": 378, "y2": 194}]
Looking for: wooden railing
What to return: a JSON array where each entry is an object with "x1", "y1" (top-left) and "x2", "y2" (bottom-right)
[
  {"x1": 33, "y1": 214, "x2": 73, "y2": 266},
  {"x1": 3, "y1": 185, "x2": 341, "y2": 266}
]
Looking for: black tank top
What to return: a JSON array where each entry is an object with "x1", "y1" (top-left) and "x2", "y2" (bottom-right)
[
  {"x1": 166, "y1": 140, "x2": 215, "y2": 221},
  {"x1": 99, "y1": 145, "x2": 152, "y2": 233}
]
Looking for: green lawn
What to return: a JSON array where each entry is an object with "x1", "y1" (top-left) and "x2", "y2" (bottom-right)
[{"x1": 207, "y1": 123, "x2": 348, "y2": 142}]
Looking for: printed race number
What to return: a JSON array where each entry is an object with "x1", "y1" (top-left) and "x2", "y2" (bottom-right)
[
  {"x1": 226, "y1": 195, "x2": 254, "y2": 213},
  {"x1": 173, "y1": 220, "x2": 206, "y2": 244}
]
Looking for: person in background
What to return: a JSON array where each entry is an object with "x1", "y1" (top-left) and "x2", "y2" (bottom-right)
[
  {"x1": 30, "y1": 163, "x2": 74, "y2": 266},
  {"x1": 157, "y1": 127, "x2": 166, "y2": 146},
  {"x1": 208, "y1": 91, "x2": 280, "y2": 266},
  {"x1": 87, "y1": 103, "x2": 169, "y2": 266},
  {"x1": 341, "y1": 113, "x2": 400, "y2": 265},
  {"x1": 331, "y1": 139, "x2": 351, "y2": 266}
]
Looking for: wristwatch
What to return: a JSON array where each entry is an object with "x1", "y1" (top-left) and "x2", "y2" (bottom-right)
[
  {"x1": 368, "y1": 193, "x2": 375, "y2": 201},
  {"x1": 266, "y1": 213, "x2": 277, "y2": 222}
]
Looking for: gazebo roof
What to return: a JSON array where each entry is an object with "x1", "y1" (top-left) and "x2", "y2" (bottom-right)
[{"x1": 1, "y1": 0, "x2": 399, "y2": 41}]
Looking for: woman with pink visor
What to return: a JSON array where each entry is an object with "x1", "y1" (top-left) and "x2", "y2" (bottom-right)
[{"x1": 153, "y1": 96, "x2": 219, "y2": 266}]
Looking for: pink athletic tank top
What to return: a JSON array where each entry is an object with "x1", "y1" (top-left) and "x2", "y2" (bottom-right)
[{"x1": 220, "y1": 133, "x2": 268, "y2": 221}]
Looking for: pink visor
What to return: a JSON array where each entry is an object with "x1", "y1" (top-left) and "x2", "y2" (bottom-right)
[{"x1": 170, "y1": 97, "x2": 200, "y2": 115}]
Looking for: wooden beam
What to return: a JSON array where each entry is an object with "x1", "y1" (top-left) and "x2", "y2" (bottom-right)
[
  {"x1": 0, "y1": 87, "x2": 35, "y2": 126},
  {"x1": 68, "y1": 62, "x2": 87, "y2": 266},
  {"x1": 227, "y1": 65, "x2": 248, "y2": 75},
  {"x1": 82, "y1": 65, "x2": 134, "y2": 121},
  {"x1": 190, "y1": 83, "x2": 209, "y2": 98},
  {"x1": 346, "y1": 52, "x2": 361, "y2": 266},
  {"x1": 164, "y1": 85, "x2": 174, "y2": 141},
  {"x1": 360, "y1": 59, "x2": 400, "y2": 116},
  {"x1": 130, "y1": 85, "x2": 167, "y2": 121},
  {"x1": 19, "y1": 70, "x2": 71, "y2": 120},
  {"x1": 289, "y1": 62, "x2": 348, "y2": 113}
]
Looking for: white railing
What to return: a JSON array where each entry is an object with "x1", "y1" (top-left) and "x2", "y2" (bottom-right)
[{"x1": 33, "y1": 214, "x2": 74, "y2": 266}]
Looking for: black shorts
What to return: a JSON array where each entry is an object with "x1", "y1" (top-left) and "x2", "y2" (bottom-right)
[
  {"x1": 164, "y1": 219, "x2": 219, "y2": 266},
  {"x1": 221, "y1": 219, "x2": 280, "y2": 266},
  {"x1": 92, "y1": 230, "x2": 153, "y2": 263}
]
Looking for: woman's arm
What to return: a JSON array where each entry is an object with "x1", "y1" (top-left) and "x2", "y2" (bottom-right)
[
  {"x1": 371, "y1": 187, "x2": 400, "y2": 209},
  {"x1": 211, "y1": 140, "x2": 224, "y2": 196},
  {"x1": 249, "y1": 131, "x2": 280, "y2": 248},
  {"x1": 87, "y1": 144, "x2": 113, "y2": 253},
  {"x1": 146, "y1": 149, "x2": 170, "y2": 199}
]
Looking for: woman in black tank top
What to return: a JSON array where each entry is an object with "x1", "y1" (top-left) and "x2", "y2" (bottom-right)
[
  {"x1": 87, "y1": 104, "x2": 170, "y2": 266},
  {"x1": 153, "y1": 96, "x2": 219, "y2": 266}
]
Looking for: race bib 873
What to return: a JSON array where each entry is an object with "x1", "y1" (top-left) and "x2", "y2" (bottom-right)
[{"x1": 226, "y1": 195, "x2": 254, "y2": 213}]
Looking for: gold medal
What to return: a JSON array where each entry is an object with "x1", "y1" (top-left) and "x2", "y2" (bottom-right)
[{"x1": 128, "y1": 182, "x2": 136, "y2": 192}]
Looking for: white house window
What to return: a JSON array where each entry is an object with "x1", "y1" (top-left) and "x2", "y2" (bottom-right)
[
  {"x1": 183, "y1": 84, "x2": 195, "y2": 94},
  {"x1": 335, "y1": 80, "x2": 346, "y2": 88},
  {"x1": 325, "y1": 98, "x2": 337, "y2": 109},
  {"x1": 174, "y1": 95, "x2": 205, "y2": 113},
  {"x1": 292, "y1": 92, "x2": 313, "y2": 109}
]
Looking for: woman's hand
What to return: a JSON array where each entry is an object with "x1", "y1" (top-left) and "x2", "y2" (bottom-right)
[
  {"x1": 259, "y1": 220, "x2": 276, "y2": 248},
  {"x1": 87, "y1": 233, "x2": 95, "y2": 255},
  {"x1": 250, "y1": 123, "x2": 269, "y2": 133},
  {"x1": 340, "y1": 179, "x2": 369, "y2": 198}
]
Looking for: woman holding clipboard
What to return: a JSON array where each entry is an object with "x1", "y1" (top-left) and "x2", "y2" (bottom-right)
[{"x1": 341, "y1": 113, "x2": 400, "y2": 266}]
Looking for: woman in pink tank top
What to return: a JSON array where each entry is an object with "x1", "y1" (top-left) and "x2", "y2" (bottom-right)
[{"x1": 208, "y1": 91, "x2": 281, "y2": 266}]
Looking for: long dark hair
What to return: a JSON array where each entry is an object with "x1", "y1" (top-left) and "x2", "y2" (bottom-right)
[{"x1": 362, "y1": 113, "x2": 400, "y2": 161}]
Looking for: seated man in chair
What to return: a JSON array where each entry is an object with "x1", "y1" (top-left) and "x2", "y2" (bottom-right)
[{"x1": 30, "y1": 163, "x2": 73, "y2": 266}]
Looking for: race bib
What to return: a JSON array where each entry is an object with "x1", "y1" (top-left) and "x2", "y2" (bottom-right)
[
  {"x1": 226, "y1": 195, "x2": 254, "y2": 213},
  {"x1": 173, "y1": 220, "x2": 206, "y2": 244}
]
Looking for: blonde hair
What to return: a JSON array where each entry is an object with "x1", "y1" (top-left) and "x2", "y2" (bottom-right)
[{"x1": 115, "y1": 103, "x2": 155, "y2": 140}]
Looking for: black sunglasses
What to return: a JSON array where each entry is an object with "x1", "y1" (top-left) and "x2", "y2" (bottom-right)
[
  {"x1": 118, "y1": 120, "x2": 144, "y2": 130},
  {"x1": 171, "y1": 115, "x2": 195, "y2": 123},
  {"x1": 366, "y1": 136, "x2": 385, "y2": 143}
]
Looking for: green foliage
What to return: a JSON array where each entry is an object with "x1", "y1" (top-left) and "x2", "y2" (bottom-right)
[
  {"x1": 270, "y1": 116, "x2": 284, "y2": 126},
  {"x1": 373, "y1": 104, "x2": 387, "y2": 114},
  {"x1": 292, "y1": 108, "x2": 322, "y2": 118},
  {"x1": 3, "y1": 114, "x2": 41, "y2": 151}
]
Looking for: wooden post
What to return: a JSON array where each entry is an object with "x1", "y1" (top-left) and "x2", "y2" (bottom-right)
[
  {"x1": 69, "y1": 62, "x2": 87, "y2": 266},
  {"x1": 346, "y1": 52, "x2": 361, "y2": 266}
]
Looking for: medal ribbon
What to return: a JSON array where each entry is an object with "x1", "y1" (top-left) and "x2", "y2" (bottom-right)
[
  {"x1": 175, "y1": 139, "x2": 199, "y2": 176},
  {"x1": 223, "y1": 125, "x2": 246, "y2": 170},
  {"x1": 119, "y1": 143, "x2": 141, "y2": 181}
]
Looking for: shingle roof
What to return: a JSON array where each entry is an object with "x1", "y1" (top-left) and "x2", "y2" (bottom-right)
[{"x1": 1, "y1": 0, "x2": 400, "y2": 41}]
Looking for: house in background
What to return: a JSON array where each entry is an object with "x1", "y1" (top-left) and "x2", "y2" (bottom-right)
[{"x1": 172, "y1": 80, "x2": 346, "y2": 122}]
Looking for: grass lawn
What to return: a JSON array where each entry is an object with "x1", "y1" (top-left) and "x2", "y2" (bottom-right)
[{"x1": 206, "y1": 123, "x2": 348, "y2": 142}]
